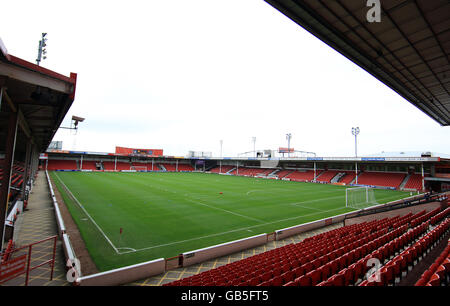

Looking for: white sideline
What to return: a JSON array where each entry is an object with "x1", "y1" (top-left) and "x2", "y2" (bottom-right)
[{"x1": 53, "y1": 172, "x2": 122, "y2": 254}]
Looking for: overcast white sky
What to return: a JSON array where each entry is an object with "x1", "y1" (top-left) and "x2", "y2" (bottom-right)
[{"x1": 1, "y1": 0, "x2": 449, "y2": 157}]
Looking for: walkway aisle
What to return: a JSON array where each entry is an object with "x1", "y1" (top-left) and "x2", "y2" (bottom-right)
[{"x1": 4, "y1": 171, "x2": 68, "y2": 286}]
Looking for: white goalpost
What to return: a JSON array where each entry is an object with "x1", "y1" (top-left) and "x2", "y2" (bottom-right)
[
  {"x1": 346, "y1": 186, "x2": 378, "y2": 209},
  {"x1": 133, "y1": 166, "x2": 147, "y2": 171}
]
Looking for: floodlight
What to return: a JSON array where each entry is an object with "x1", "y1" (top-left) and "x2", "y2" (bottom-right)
[{"x1": 352, "y1": 127, "x2": 360, "y2": 157}]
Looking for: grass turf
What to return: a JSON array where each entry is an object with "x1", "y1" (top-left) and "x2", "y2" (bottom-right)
[{"x1": 50, "y1": 171, "x2": 411, "y2": 271}]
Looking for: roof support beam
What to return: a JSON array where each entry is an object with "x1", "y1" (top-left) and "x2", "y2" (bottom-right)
[
  {"x1": 1, "y1": 88, "x2": 35, "y2": 144},
  {"x1": 0, "y1": 60, "x2": 74, "y2": 95},
  {"x1": 0, "y1": 111, "x2": 18, "y2": 248}
]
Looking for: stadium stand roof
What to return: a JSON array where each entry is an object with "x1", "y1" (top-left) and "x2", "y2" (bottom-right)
[
  {"x1": 0, "y1": 37, "x2": 77, "y2": 244},
  {"x1": 0, "y1": 37, "x2": 77, "y2": 154},
  {"x1": 265, "y1": 0, "x2": 450, "y2": 126}
]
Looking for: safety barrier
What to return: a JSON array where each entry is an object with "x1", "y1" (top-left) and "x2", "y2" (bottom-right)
[
  {"x1": 181, "y1": 234, "x2": 268, "y2": 267},
  {"x1": 75, "y1": 258, "x2": 165, "y2": 286},
  {"x1": 45, "y1": 170, "x2": 66, "y2": 236}
]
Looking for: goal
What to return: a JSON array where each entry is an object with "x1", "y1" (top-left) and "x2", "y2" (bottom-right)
[
  {"x1": 133, "y1": 166, "x2": 148, "y2": 171},
  {"x1": 345, "y1": 186, "x2": 378, "y2": 209}
]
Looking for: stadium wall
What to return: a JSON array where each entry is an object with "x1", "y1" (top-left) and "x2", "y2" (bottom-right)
[
  {"x1": 181, "y1": 234, "x2": 268, "y2": 267},
  {"x1": 275, "y1": 214, "x2": 348, "y2": 240},
  {"x1": 76, "y1": 258, "x2": 166, "y2": 286}
]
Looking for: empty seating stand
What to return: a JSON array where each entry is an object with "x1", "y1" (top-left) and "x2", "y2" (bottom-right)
[
  {"x1": 339, "y1": 172, "x2": 356, "y2": 185},
  {"x1": 285, "y1": 170, "x2": 320, "y2": 182},
  {"x1": 47, "y1": 159, "x2": 78, "y2": 170},
  {"x1": 415, "y1": 239, "x2": 450, "y2": 286},
  {"x1": 163, "y1": 204, "x2": 449, "y2": 287},
  {"x1": 80, "y1": 161, "x2": 98, "y2": 170},
  {"x1": 231, "y1": 167, "x2": 272, "y2": 177},
  {"x1": 102, "y1": 161, "x2": 116, "y2": 170},
  {"x1": 177, "y1": 164, "x2": 194, "y2": 172},
  {"x1": 361, "y1": 207, "x2": 450, "y2": 286},
  {"x1": 276, "y1": 170, "x2": 293, "y2": 179},
  {"x1": 357, "y1": 172, "x2": 406, "y2": 189},
  {"x1": 403, "y1": 174, "x2": 426, "y2": 191},
  {"x1": 316, "y1": 170, "x2": 340, "y2": 183}
]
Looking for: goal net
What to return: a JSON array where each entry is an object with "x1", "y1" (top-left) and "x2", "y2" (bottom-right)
[
  {"x1": 133, "y1": 166, "x2": 147, "y2": 171},
  {"x1": 346, "y1": 186, "x2": 378, "y2": 209}
]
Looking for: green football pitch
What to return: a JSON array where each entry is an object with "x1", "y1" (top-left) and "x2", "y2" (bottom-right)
[{"x1": 50, "y1": 171, "x2": 411, "y2": 271}]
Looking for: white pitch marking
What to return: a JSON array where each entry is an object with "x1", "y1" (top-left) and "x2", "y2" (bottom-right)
[
  {"x1": 246, "y1": 190, "x2": 261, "y2": 196},
  {"x1": 54, "y1": 173, "x2": 122, "y2": 254},
  {"x1": 184, "y1": 198, "x2": 265, "y2": 223},
  {"x1": 127, "y1": 206, "x2": 348, "y2": 254}
]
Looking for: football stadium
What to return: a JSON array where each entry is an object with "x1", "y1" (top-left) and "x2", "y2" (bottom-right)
[{"x1": 1, "y1": 0, "x2": 449, "y2": 295}]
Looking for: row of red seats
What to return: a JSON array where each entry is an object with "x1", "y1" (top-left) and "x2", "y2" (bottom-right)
[
  {"x1": 285, "y1": 170, "x2": 321, "y2": 182},
  {"x1": 163, "y1": 221, "x2": 370, "y2": 285},
  {"x1": 10, "y1": 173, "x2": 24, "y2": 188},
  {"x1": 415, "y1": 240, "x2": 450, "y2": 286},
  {"x1": 204, "y1": 223, "x2": 379, "y2": 286},
  {"x1": 411, "y1": 208, "x2": 441, "y2": 228},
  {"x1": 170, "y1": 225, "x2": 386, "y2": 286},
  {"x1": 316, "y1": 170, "x2": 340, "y2": 183},
  {"x1": 230, "y1": 167, "x2": 271, "y2": 177},
  {"x1": 165, "y1": 205, "x2": 446, "y2": 286},
  {"x1": 13, "y1": 163, "x2": 24, "y2": 172},
  {"x1": 160, "y1": 163, "x2": 177, "y2": 171},
  {"x1": 290, "y1": 226, "x2": 403, "y2": 286},
  {"x1": 375, "y1": 213, "x2": 414, "y2": 231},
  {"x1": 403, "y1": 174, "x2": 425, "y2": 190},
  {"x1": 357, "y1": 221, "x2": 430, "y2": 286},
  {"x1": 162, "y1": 164, "x2": 194, "y2": 171},
  {"x1": 164, "y1": 215, "x2": 406, "y2": 286},
  {"x1": 354, "y1": 207, "x2": 446, "y2": 286},
  {"x1": 308, "y1": 224, "x2": 412, "y2": 286},
  {"x1": 430, "y1": 206, "x2": 450, "y2": 226},
  {"x1": 210, "y1": 166, "x2": 235, "y2": 173},
  {"x1": 177, "y1": 164, "x2": 195, "y2": 171},
  {"x1": 81, "y1": 161, "x2": 98, "y2": 170},
  {"x1": 275, "y1": 170, "x2": 293, "y2": 179},
  {"x1": 46, "y1": 159, "x2": 78, "y2": 170},
  {"x1": 361, "y1": 218, "x2": 450, "y2": 286},
  {"x1": 339, "y1": 172, "x2": 356, "y2": 184},
  {"x1": 357, "y1": 172, "x2": 406, "y2": 189},
  {"x1": 325, "y1": 214, "x2": 436, "y2": 287}
]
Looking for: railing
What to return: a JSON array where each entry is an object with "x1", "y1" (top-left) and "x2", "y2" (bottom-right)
[{"x1": 0, "y1": 235, "x2": 58, "y2": 286}]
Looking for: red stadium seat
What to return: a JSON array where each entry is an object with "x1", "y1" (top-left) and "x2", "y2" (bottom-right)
[
  {"x1": 296, "y1": 275, "x2": 311, "y2": 286},
  {"x1": 329, "y1": 273, "x2": 345, "y2": 286},
  {"x1": 318, "y1": 263, "x2": 331, "y2": 281},
  {"x1": 427, "y1": 273, "x2": 441, "y2": 286},
  {"x1": 281, "y1": 271, "x2": 295, "y2": 284},
  {"x1": 292, "y1": 266, "x2": 305, "y2": 279},
  {"x1": 306, "y1": 269, "x2": 322, "y2": 286}
]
